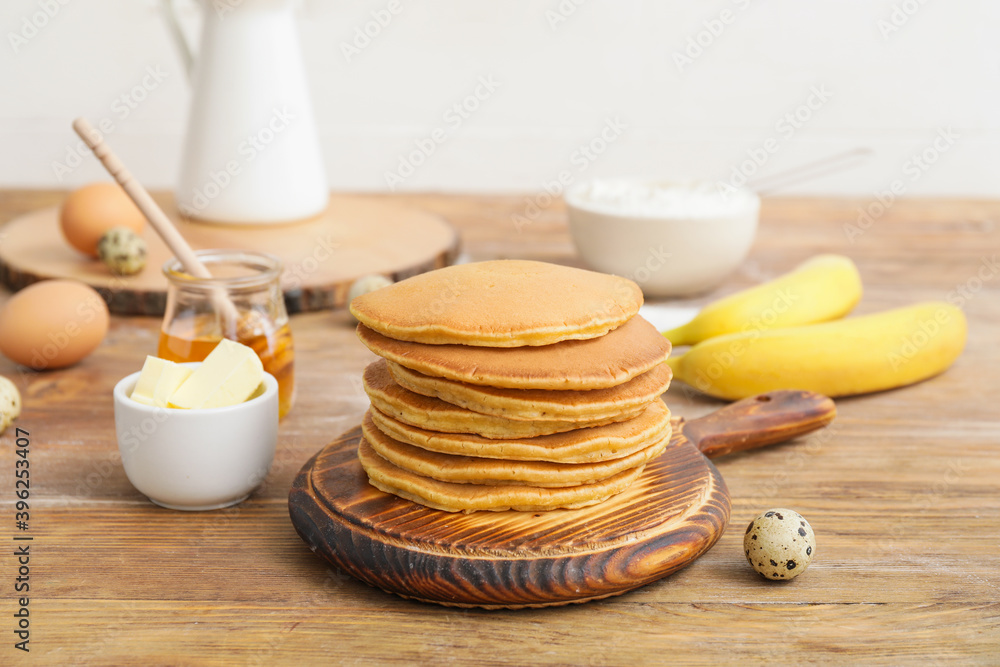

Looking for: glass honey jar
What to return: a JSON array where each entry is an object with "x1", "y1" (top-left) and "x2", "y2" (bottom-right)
[{"x1": 158, "y1": 250, "x2": 295, "y2": 418}]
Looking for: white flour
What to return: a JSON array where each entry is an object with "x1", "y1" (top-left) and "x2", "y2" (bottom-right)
[{"x1": 567, "y1": 179, "x2": 757, "y2": 218}]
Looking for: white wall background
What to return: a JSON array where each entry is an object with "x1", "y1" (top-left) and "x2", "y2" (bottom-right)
[{"x1": 2, "y1": 0, "x2": 998, "y2": 196}]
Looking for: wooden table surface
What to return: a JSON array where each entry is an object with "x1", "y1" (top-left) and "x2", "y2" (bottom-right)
[{"x1": 2, "y1": 190, "x2": 998, "y2": 665}]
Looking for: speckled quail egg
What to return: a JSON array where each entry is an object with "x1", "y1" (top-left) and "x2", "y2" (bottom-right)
[
  {"x1": 0, "y1": 375, "x2": 21, "y2": 436},
  {"x1": 97, "y1": 226, "x2": 147, "y2": 276},
  {"x1": 347, "y1": 275, "x2": 394, "y2": 320},
  {"x1": 744, "y1": 508, "x2": 815, "y2": 581}
]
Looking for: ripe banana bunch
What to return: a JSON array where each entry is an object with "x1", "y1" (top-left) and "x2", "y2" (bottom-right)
[
  {"x1": 665, "y1": 257, "x2": 967, "y2": 400},
  {"x1": 662, "y1": 254, "x2": 863, "y2": 346}
]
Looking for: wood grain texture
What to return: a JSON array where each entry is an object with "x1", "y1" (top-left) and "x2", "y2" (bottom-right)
[
  {"x1": 1, "y1": 191, "x2": 998, "y2": 664},
  {"x1": 0, "y1": 194, "x2": 459, "y2": 314},
  {"x1": 288, "y1": 391, "x2": 832, "y2": 608},
  {"x1": 290, "y1": 421, "x2": 731, "y2": 609}
]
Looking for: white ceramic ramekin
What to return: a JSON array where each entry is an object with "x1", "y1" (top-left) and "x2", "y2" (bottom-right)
[{"x1": 112, "y1": 362, "x2": 279, "y2": 511}]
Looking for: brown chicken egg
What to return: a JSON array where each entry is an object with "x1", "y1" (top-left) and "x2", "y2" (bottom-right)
[
  {"x1": 60, "y1": 183, "x2": 145, "y2": 258},
  {"x1": 0, "y1": 280, "x2": 110, "y2": 370}
]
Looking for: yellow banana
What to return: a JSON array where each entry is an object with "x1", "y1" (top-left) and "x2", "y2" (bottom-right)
[
  {"x1": 662, "y1": 254, "x2": 863, "y2": 346},
  {"x1": 667, "y1": 302, "x2": 966, "y2": 400}
]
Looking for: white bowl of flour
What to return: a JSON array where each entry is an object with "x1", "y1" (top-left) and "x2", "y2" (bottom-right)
[{"x1": 566, "y1": 179, "x2": 759, "y2": 297}]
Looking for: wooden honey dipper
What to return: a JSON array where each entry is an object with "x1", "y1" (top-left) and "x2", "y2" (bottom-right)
[{"x1": 72, "y1": 117, "x2": 243, "y2": 333}]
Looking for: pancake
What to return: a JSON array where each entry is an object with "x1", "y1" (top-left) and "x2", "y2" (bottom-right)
[
  {"x1": 362, "y1": 410, "x2": 670, "y2": 487},
  {"x1": 358, "y1": 435, "x2": 647, "y2": 512},
  {"x1": 368, "y1": 401, "x2": 672, "y2": 463},
  {"x1": 357, "y1": 316, "x2": 671, "y2": 390},
  {"x1": 349, "y1": 260, "x2": 643, "y2": 347},
  {"x1": 363, "y1": 360, "x2": 644, "y2": 439},
  {"x1": 387, "y1": 359, "x2": 671, "y2": 421}
]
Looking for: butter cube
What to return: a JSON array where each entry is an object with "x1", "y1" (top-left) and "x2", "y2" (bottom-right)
[
  {"x1": 131, "y1": 356, "x2": 194, "y2": 407},
  {"x1": 167, "y1": 339, "x2": 263, "y2": 410}
]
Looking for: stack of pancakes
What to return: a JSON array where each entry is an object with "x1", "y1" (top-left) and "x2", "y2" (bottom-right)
[{"x1": 350, "y1": 260, "x2": 673, "y2": 513}]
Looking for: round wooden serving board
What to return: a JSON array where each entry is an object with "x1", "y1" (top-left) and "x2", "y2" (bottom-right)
[
  {"x1": 289, "y1": 391, "x2": 837, "y2": 609},
  {"x1": 0, "y1": 195, "x2": 460, "y2": 315}
]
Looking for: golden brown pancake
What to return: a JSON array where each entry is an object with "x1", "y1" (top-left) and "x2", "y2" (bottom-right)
[
  {"x1": 358, "y1": 436, "x2": 647, "y2": 512},
  {"x1": 362, "y1": 410, "x2": 669, "y2": 487},
  {"x1": 357, "y1": 315, "x2": 670, "y2": 390},
  {"x1": 349, "y1": 260, "x2": 643, "y2": 347},
  {"x1": 387, "y1": 360, "x2": 671, "y2": 421},
  {"x1": 363, "y1": 360, "x2": 643, "y2": 439},
  {"x1": 368, "y1": 401, "x2": 672, "y2": 463}
]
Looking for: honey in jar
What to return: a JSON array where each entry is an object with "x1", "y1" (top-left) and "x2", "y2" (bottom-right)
[{"x1": 159, "y1": 251, "x2": 295, "y2": 418}]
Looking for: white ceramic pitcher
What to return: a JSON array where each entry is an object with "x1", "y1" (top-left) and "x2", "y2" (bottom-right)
[{"x1": 164, "y1": 0, "x2": 328, "y2": 224}]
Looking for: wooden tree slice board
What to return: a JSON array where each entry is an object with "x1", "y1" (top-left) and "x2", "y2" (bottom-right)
[
  {"x1": 288, "y1": 420, "x2": 731, "y2": 609},
  {"x1": 0, "y1": 195, "x2": 460, "y2": 315}
]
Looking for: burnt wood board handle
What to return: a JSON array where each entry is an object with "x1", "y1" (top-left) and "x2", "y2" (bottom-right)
[{"x1": 681, "y1": 390, "x2": 836, "y2": 459}]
